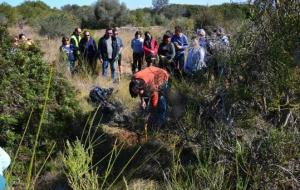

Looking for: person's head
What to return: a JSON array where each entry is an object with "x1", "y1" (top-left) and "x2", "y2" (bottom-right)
[
  {"x1": 163, "y1": 33, "x2": 171, "y2": 43},
  {"x1": 113, "y1": 27, "x2": 119, "y2": 36},
  {"x1": 197, "y1": 29, "x2": 206, "y2": 37},
  {"x1": 106, "y1": 28, "x2": 113, "y2": 38},
  {"x1": 18, "y1": 33, "x2": 26, "y2": 41},
  {"x1": 144, "y1": 31, "x2": 151, "y2": 40},
  {"x1": 62, "y1": 36, "x2": 69, "y2": 45},
  {"x1": 74, "y1": 27, "x2": 82, "y2": 36},
  {"x1": 174, "y1": 26, "x2": 182, "y2": 36},
  {"x1": 165, "y1": 30, "x2": 173, "y2": 36},
  {"x1": 83, "y1": 31, "x2": 90, "y2": 39},
  {"x1": 135, "y1": 31, "x2": 142, "y2": 38},
  {"x1": 191, "y1": 37, "x2": 200, "y2": 48},
  {"x1": 129, "y1": 79, "x2": 146, "y2": 98}
]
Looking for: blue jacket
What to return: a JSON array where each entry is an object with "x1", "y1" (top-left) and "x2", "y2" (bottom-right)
[
  {"x1": 171, "y1": 34, "x2": 189, "y2": 55},
  {"x1": 116, "y1": 36, "x2": 124, "y2": 54},
  {"x1": 131, "y1": 37, "x2": 144, "y2": 53},
  {"x1": 79, "y1": 37, "x2": 98, "y2": 59},
  {"x1": 60, "y1": 44, "x2": 75, "y2": 62}
]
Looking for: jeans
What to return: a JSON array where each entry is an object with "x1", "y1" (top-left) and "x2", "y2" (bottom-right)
[
  {"x1": 0, "y1": 176, "x2": 6, "y2": 190},
  {"x1": 102, "y1": 59, "x2": 116, "y2": 80},
  {"x1": 174, "y1": 53, "x2": 185, "y2": 71},
  {"x1": 148, "y1": 82, "x2": 168, "y2": 126}
]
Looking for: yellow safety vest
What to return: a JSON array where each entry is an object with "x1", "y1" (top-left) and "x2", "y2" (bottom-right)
[{"x1": 70, "y1": 35, "x2": 81, "y2": 48}]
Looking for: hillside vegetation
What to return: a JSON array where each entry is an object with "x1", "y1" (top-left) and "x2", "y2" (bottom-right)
[{"x1": 0, "y1": 0, "x2": 300, "y2": 189}]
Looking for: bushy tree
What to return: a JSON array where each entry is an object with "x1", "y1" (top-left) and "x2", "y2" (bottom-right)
[
  {"x1": 152, "y1": 0, "x2": 169, "y2": 11},
  {"x1": 94, "y1": 0, "x2": 129, "y2": 28},
  {"x1": 129, "y1": 9, "x2": 153, "y2": 27},
  {"x1": 16, "y1": 1, "x2": 54, "y2": 25},
  {"x1": 62, "y1": 4, "x2": 98, "y2": 29},
  {"x1": 0, "y1": 3, "x2": 18, "y2": 25},
  {"x1": 39, "y1": 13, "x2": 80, "y2": 38}
]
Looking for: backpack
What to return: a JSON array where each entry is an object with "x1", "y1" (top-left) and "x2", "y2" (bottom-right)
[{"x1": 89, "y1": 86, "x2": 113, "y2": 104}]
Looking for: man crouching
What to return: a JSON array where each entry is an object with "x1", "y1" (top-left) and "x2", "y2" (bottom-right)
[{"x1": 129, "y1": 66, "x2": 169, "y2": 128}]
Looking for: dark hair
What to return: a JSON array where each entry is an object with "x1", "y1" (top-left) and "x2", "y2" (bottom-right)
[
  {"x1": 163, "y1": 33, "x2": 171, "y2": 41},
  {"x1": 165, "y1": 30, "x2": 173, "y2": 36},
  {"x1": 18, "y1": 33, "x2": 25, "y2": 39},
  {"x1": 144, "y1": 31, "x2": 152, "y2": 40},
  {"x1": 106, "y1": 27, "x2": 113, "y2": 32},
  {"x1": 175, "y1": 26, "x2": 182, "y2": 33},
  {"x1": 75, "y1": 27, "x2": 81, "y2": 32},
  {"x1": 113, "y1": 27, "x2": 119, "y2": 32},
  {"x1": 129, "y1": 79, "x2": 146, "y2": 98},
  {"x1": 62, "y1": 36, "x2": 69, "y2": 42},
  {"x1": 135, "y1": 31, "x2": 142, "y2": 36}
]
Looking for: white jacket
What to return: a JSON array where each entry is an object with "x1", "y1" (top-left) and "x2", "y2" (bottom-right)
[{"x1": 0, "y1": 147, "x2": 10, "y2": 176}]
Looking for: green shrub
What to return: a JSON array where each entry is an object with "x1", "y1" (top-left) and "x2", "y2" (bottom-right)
[
  {"x1": 16, "y1": 1, "x2": 54, "y2": 26},
  {"x1": 0, "y1": 3, "x2": 18, "y2": 25},
  {"x1": 0, "y1": 25, "x2": 82, "y2": 147},
  {"x1": 40, "y1": 13, "x2": 80, "y2": 38}
]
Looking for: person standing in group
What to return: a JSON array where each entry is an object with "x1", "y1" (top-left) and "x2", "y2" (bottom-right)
[
  {"x1": 113, "y1": 27, "x2": 124, "y2": 76},
  {"x1": 131, "y1": 31, "x2": 144, "y2": 73},
  {"x1": 59, "y1": 36, "x2": 75, "y2": 74},
  {"x1": 143, "y1": 31, "x2": 158, "y2": 67},
  {"x1": 171, "y1": 26, "x2": 189, "y2": 71},
  {"x1": 197, "y1": 29, "x2": 209, "y2": 50},
  {"x1": 184, "y1": 37, "x2": 206, "y2": 75},
  {"x1": 0, "y1": 147, "x2": 11, "y2": 190},
  {"x1": 70, "y1": 27, "x2": 82, "y2": 63},
  {"x1": 158, "y1": 33, "x2": 175, "y2": 71},
  {"x1": 79, "y1": 31, "x2": 98, "y2": 74},
  {"x1": 98, "y1": 28, "x2": 118, "y2": 81}
]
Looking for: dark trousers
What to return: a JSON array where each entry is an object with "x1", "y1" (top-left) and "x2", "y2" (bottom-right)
[
  {"x1": 174, "y1": 53, "x2": 185, "y2": 71},
  {"x1": 132, "y1": 52, "x2": 144, "y2": 73},
  {"x1": 145, "y1": 54, "x2": 157, "y2": 67}
]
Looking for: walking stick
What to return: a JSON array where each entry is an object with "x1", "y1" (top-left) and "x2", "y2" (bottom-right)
[{"x1": 144, "y1": 113, "x2": 150, "y2": 141}]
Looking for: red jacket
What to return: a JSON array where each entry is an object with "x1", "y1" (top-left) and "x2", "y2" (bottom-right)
[
  {"x1": 133, "y1": 66, "x2": 169, "y2": 108},
  {"x1": 143, "y1": 39, "x2": 158, "y2": 56}
]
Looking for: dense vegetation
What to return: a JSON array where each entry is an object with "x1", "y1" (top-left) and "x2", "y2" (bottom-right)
[
  {"x1": 0, "y1": 24, "x2": 85, "y2": 187},
  {"x1": 0, "y1": 0, "x2": 248, "y2": 35}
]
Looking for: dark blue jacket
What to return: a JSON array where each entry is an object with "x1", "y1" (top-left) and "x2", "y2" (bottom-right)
[
  {"x1": 98, "y1": 35, "x2": 118, "y2": 60},
  {"x1": 79, "y1": 37, "x2": 97, "y2": 59}
]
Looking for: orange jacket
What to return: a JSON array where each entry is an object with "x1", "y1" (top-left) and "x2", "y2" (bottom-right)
[{"x1": 133, "y1": 66, "x2": 169, "y2": 108}]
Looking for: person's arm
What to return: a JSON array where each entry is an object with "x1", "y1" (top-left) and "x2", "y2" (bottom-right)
[
  {"x1": 158, "y1": 44, "x2": 163, "y2": 56},
  {"x1": 78, "y1": 39, "x2": 84, "y2": 54},
  {"x1": 182, "y1": 35, "x2": 189, "y2": 50},
  {"x1": 97, "y1": 39, "x2": 102, "y2": 60},
  {"x1": 150, "y1": 92, "x2": 159, "y2": 109},
  {"x1": 118, "y1": 38, "x2": 124, "y2": 54},
  {"x1": 92, "y1": 39, "x2": 97, "y2": 52},
  {"x1": 153, "y1": 40, "x2": 159, "y2": 55},
  {"x1": 131, "y1": 39, "x2": 134, "y2": 50},
  {"x1": 169, "y1": 43, "x2": 176, "y2": 60},
  {"x1": 143, "y1": 42, "x2": 152, "y2": 55}
]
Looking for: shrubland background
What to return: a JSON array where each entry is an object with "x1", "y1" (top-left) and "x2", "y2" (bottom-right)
[
  {"x1": 0, "y1": 0, "x2": 248, "y2": 37},
  {"x1": 0, "y1": 0, "x2": 300, "y2": 189}
]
